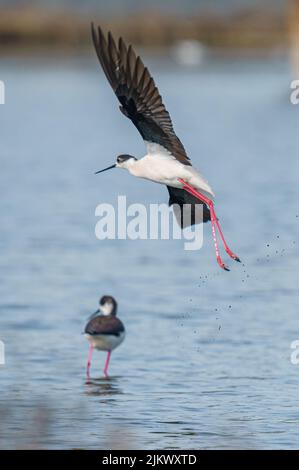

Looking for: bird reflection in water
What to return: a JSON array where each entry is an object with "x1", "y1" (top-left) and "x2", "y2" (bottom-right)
[{"x1": 84, "y1": 375, "x2": 123, "y2": 398}]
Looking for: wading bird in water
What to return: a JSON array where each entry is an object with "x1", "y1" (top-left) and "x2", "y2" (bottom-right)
[
  {"x1": 91, "y1": 24, "x2": 240, "y2": 270},
  {"x1": 85, "y1": 296, "x2": 125, "y2": 377}
]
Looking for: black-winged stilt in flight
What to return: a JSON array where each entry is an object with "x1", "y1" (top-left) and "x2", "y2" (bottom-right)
[
  {"x1": 91, "y1": 24, "x2": 240, "y2": 270},
  {"x1": 84, "y1": 295, "x2": 125, "y2": 377}
]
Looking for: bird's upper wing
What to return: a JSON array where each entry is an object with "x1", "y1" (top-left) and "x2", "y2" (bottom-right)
[
  {"x1": 91, "y1": 24, "x2": 191, "y2": 166},
  {"x1": 85, "y1": 315, "x2": 125, "y2": 336}
]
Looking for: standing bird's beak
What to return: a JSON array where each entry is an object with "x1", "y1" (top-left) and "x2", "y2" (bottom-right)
[
  {"x1": 88, "y1": 309, "x2": 100, "y2": 320},
  {"x1": 94, "y1": 164, "x2": 116, "y2": 174}
]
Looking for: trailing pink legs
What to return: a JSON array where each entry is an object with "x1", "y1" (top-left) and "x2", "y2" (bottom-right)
[
  {"x1": 86, "y1": 346, "x2": 112, "y2": 377},
  {"x1": 178, "y1": 178, "x2": 240, "y2": 270},
  {"x1": 86, "y1": 344, "x2": 94, "y2": 377},
  {"x1": 104, "y1": 351, "x2": 111, "y2": 377}
]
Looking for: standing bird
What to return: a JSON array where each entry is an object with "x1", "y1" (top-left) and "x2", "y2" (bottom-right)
[
  {"x1": 84, "y1": 295, "x2": 125, "y2": 377},
  {"x1": 91, "y1": 24, "x2": 240, "y2": 270}
]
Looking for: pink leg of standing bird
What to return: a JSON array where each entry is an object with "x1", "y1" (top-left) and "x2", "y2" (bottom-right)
[
  {"x1": 178, "y1": 178, "x2": 240, "y2": 270},
  {"x1": 86, "y1": 344, "x2": 94, "y2": 377},
  {"x1": 103, "y1": 351, "x2": 111, "y2": 377}
]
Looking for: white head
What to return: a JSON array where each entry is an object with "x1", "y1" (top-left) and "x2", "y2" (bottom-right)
[
  {"x1": 116, "y1": 154, "x2": 137, "y2": 169},
  {"x1": 99, "y1": 295, "x2": 117, "y2": 316},
  {"x1": 95, "y1": 154, "x2": 137, "y2": 175}
]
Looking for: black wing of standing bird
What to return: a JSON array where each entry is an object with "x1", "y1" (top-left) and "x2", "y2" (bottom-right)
[
  {"x1": 85, "y1": 315, "x2": 125, "y2": 337},
  {"x1": 91, "y1": 24, "x2": 210, "y2": 226}
]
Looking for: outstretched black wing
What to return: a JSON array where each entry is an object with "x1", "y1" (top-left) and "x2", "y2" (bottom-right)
[{"x1": 91, "y1": 24, "x2": 191, "y2": 166}]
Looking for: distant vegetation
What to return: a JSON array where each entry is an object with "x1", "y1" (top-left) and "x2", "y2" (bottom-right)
[{"x1": 0, "y1": 5, "x2": 287, "y2": 53}]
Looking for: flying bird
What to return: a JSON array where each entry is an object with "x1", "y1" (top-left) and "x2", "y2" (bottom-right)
[
  {"x1": 91, "y1": 24, "x2": 240, "y2": 270},
  {"x1": 84, "y1": 295, "x2": 125, "y2": 377}
]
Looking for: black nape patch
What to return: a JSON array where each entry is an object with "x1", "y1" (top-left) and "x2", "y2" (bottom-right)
[{"x1": 116, "y1": 154, "x2": 136, "y2": 164}]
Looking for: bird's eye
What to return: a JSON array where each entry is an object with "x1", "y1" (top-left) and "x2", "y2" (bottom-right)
[{"x1": 117, "y1": 157, "x2": 121, "y2": 163}]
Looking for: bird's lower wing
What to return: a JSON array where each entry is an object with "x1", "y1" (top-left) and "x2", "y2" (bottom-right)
[{"x1": 167, "y1": 186, "x2": 210, "y2": 228}]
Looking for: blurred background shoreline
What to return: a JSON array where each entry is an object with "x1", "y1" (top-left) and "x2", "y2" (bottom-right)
[{"x1": 0, "y1": 2, "x2": 290, "y2": 57}]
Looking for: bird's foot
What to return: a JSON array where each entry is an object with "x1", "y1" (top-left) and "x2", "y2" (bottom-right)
[
  {"x1": 217, "y1": 255, "x2": 230, "y2": 271},
  {"x1": 225, "y1": 248, "x2": 241, "y2": 262}
]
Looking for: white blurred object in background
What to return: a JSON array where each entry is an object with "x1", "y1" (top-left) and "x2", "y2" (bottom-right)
[{"x1": 172, "y1": 40, "x2": 206, "y2": 66}]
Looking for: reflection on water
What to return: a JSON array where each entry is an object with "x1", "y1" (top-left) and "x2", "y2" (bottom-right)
[
  {"x1": 0, "y1": 55, "x2": 299, "y2": 449},
  {"x1": 85, "y1": 376, "x2": 123, "y2": 398}
]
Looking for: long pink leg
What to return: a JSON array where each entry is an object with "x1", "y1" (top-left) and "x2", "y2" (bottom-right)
[
  {"x1": 213, "y1": 214, "x2": 240, "y2": 262},
  {"x1": 180, "y1": 179, "x2": 228, "y2": 270},
  {"x1": 103, "y1": 351, "x2": 111, "y2": 377},
  {"x1": 210, "y1": 210, "x2": 229, "y2": 271},
  {"x1": 86, "y1": 344, "x2": 94, "y2": 377},
  {"x1": 178, "y1": 178, "x2": 240, "y2": 268}
]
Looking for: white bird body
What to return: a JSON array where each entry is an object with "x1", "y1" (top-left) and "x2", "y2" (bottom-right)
[
  {"x1": 85, "y1": 331, "x2": 125, "y2": 351},
  {"x1": 122, "y1": 142, "x2": 215, "y2": 199}
]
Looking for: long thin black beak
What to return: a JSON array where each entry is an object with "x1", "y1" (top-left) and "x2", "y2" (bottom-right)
[
  {"x1": 94, "y1": 164, "x2": 116, "y2": 175},
  {"x1": 88, "y1": 309, "x2": 100, "y2": 320}
]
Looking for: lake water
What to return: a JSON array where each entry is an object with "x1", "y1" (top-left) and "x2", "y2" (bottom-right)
[{"x1": 0, "y1": 54, "x2": 299, "y2": 449}]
